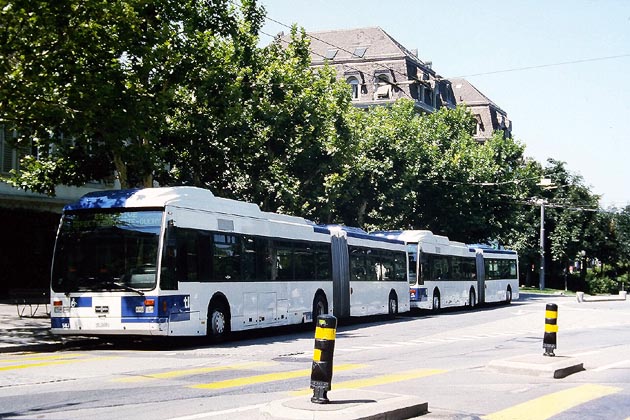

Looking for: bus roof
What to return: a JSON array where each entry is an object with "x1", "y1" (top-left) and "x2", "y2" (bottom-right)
[
  {"x1": 63, "y1": 187, "x2": 315, "y2": 227},
  {"x1": 322, "y1": 225, "x2": 404, "y2": 245}
]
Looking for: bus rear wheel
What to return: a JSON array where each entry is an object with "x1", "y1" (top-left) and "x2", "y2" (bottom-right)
[
  {"x1": 388, "y1": 291, "x2": 398, "y2": 319},
  {"x1": 469, "y1": 289, "x2": 476, "y2": 309},
  {"x1": 506, "y1": 287, "x2": 513, "y2": 304},
  {"x1": 207, "y1": 300, "x2": 230, "y2": 342}
]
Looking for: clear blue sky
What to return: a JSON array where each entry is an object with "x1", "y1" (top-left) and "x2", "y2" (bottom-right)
[{"x1": 259, "y1": 0, "x2": 630, "y2": 209}]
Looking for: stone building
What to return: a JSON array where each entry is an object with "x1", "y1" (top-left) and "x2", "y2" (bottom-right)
[
  {"x1": 303, "y1": 27, "x2": 457, "y2": 113},
  {"x1": 300, "y1": 27, "x2": 512, "y2": 142},
  {"x1": 450, "y1": 78, "x2": 512, "y2": 142}
]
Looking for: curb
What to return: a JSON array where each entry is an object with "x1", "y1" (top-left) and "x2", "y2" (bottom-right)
[
  {"x1": 260, "y1": 389, "x2": 428, "y2": 420},
  {"x1": 576, "y1": 291, "x2": 627, "y2": 303},
  {"x1": 488, "y1": 354, "x2": 584, "y2": 379},
  {"x1": 0, "y1": 338, "x2": 96, "y2": 354}
]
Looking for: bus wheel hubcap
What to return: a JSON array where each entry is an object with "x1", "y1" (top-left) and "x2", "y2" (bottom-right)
[{"x1": 212, "y1": 312, "x2": 225, "y2": 334}]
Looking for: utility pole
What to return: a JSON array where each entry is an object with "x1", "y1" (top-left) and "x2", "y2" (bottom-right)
[{"x1": 539, "y1": 199, "x2": 546, "y2": 290}]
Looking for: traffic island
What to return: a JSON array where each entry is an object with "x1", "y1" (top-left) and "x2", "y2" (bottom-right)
[
  {"x1": 487, "y1": 354, "x2": 584, "y2": 379},
  {"x1": 576, "y1": 291, "x2": 627, "y2": 302},
  {"x1": 260, "y1": 389, "x2": 428, "y2": 420}
]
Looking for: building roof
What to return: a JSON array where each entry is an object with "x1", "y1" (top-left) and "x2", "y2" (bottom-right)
[
  {"x1": 305, "y1": 26, "x2": 429, "y2": 70},
  {"x1": 450, "y1": 78, "x2": 504, "y2": 113}
]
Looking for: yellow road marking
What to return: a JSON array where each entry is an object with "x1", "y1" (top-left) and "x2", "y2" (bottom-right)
[
  {"x1": 289, "y1": 368, "x2": 446, "y2": 396},
  {"x1": 190, "y1": 363, "x2": 365, "y2": 390},
  {"x1": 483, "y1": 384, "x2": 621, "y2": 420},
  {"x1": 0, "y1": 356, "x2": 119, "y2": 371},
  {"x1": 114, "y1": 361, "x2": 277, "y2": 383},
  {"x1": 0, "y1": 353, "x2": 87, "y2": 364}
]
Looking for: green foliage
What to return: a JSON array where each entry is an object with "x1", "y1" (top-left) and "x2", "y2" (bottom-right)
[
  {"x1": 585, "y1": 272, "x2": 619, "y2": 295},
  {"x1": 1, "y1": 0, "x2": 246, "y2": 193},
  {"x1": 2, "y1": 0, "x2": 625, "y2": 283}
]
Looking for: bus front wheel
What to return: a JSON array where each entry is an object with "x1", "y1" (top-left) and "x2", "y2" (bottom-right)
[
  {"x1": 506, "y1": 287, "x2": 513, "y2": 304},
  {"x1": 432, "y1": 290, "x2": 441, "y2": 312},
  {"x1": 312, "y1": 293, "x2": 328, "y2": 322},
  {"x1": 207, "y1": 300, "x2": 230, "y2": 342}
]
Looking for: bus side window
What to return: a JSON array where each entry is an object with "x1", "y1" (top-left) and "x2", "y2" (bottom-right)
[
  {"x1": 160, "y1": 224, "x2": 178, "y2": 290},
  {"x1": 316, "y1": 244, "x2": 331, "y2": 281},
  {"x1": 213, "y1": 234, "x2": 240, "y2": 281}
]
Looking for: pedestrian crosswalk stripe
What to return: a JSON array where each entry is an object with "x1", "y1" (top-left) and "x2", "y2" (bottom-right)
[
  {"x1": 482, "y1": 384, "x2": 621, "y2": 420},
  {"x1": 289, "y1": 368, "x2": 446, "y2": 396},
  {"x1": 0, "y1": 355, "x2": 118, "y2": 371},
  {"x1": 189, "y1": 363, "x2": 365, "y2": 390},
  {"x1": 114, "y1": 361, "x2": 277, "y2": 382}
]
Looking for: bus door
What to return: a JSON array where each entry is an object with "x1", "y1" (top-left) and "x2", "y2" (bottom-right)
[
  {"x1": 475, "y1": 251, "x2": 486, "y2": 304},
  {"x1": 331, "y1": 232, "x2": 350, "y2": 318}
]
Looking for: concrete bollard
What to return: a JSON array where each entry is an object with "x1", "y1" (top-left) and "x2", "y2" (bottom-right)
[
  {"x1": 576, "y1": 292, "x2": 584, "y2": 303},
  {"x1": 543, "y1": 303, "x2": 558, "y2": 357},
  {"x1": 310, "y1": 314, "x2": 337, "y2": 404}
]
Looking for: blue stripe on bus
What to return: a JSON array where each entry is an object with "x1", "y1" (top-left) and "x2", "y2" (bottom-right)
[
  {"x1": 410, "y1": 287, "x2": 428, "y2": 302},
  {"x1": 317, "y1": 224, "x2": 404, "y2": 244},
  {"x1": 470, "y1": 248, "x2": 517, "y2": 255},
  {"x1": 350, "y1": 231, "x2": 405, "y2": 244},
  {"x1": 313, "y1": 226, "x2": 331, "y2": 234},
  {"x1": 70, "y1": 296, "x2": 92, "y2": 308},
  {"x1": 120, "y1": 295, "x2": 191, "y2": 322},
  {"x1": 64, "y1": 189, "x2": 141, "y2": 211},
  {"x1": 51, "y1": 317, "x2": 70, "y2": 328}
]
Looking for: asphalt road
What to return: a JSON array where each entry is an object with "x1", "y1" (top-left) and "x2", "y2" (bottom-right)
[{"x1": 1, "y1": 293, "x2": 630, "y2": 419}]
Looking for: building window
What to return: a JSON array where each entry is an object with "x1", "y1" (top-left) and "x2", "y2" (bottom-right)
[
  {"x1": 423, "y1": 87, "x2": 433, "y2": 106},
  {"x1": 347, "y1": 77, "x2": 360, "y2": 100},
  {"x1": 374, "y1": 75, "x2": 392, "y2": 100},
  {"x1": 474, "y1": 114, "x2": 484, "y2": 136},
  {"x1": 1, "y1": 127, "x2": 17, "y2": 174}
]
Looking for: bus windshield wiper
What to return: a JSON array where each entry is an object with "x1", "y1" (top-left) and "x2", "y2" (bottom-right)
[{"x1": 103, "y1": 281, "x2": 145, "y2": 296}]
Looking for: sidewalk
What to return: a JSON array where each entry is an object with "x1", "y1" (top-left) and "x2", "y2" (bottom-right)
[{"x1": 0, "y1": 301, "x2": 71, "y2": 353}]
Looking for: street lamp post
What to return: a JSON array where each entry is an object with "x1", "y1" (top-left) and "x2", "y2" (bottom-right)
[{"x1": 539, "y1": 199, "x2": 545, "y2": 290}]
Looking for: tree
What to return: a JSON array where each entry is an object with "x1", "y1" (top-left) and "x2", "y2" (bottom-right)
[
  {"x1": 1, "y1": 0, "x2": 248, "y2": 194},
  {"x1": 163, "y1": 25, "x2": 355, "y2": 221},
  {"x1": 330, "y1": 100, "x2": 539, "y2": 244}
]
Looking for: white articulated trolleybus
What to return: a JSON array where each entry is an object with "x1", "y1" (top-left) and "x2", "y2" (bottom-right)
[
  {"x1": 50, "y1": 187, "x2": 409, "y2": 340},
  {"x1": 372, "y1": 230, "x2": 519, "y2": 310}
]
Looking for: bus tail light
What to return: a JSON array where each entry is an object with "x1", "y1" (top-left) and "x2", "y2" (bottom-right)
[
  {"x1": 137, "y1": 298, "x2": 155, "y2": 314},
  {"x1": 53, "y1": 300, "x2": 63, "y2": 313}
]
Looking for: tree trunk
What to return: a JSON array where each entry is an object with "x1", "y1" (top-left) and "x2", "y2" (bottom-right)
[
  {"x1": 113, "y1": 152, "x2": 128, "y2": 189},
  {"x1": 143, "y1": 173, "x2": 153, "y2": 188},
  {"x1": 357, "y1": 200, "x2": 367, "y2": 227}
]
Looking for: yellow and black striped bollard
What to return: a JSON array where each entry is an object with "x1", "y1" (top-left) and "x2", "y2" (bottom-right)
[
  {"x1": 543, "y1": 303, "x2": 558, "y2": 356},
  {"x1": 310, "y1": 314, "x2": 337, "y2": 404}
]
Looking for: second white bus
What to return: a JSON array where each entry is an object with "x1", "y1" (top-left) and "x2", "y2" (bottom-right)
[{"x1": 372, "y1": 230, "x2": 519, "y2": 310}]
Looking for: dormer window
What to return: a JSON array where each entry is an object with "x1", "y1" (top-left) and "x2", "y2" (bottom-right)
[
  {"x1": 347, "y1": 77, "x2": 361, "y2": 100},
  {"x1": 325, "y1": 49, "x2": 338, "y2": 60},
  {"x1": 352, "y1": 47, "x2": 367, "y2": 58}
]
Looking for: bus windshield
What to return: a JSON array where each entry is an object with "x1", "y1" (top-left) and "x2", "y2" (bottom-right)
[{"x1": 51, "y1": 210, "x2": 163, "y2": 294}]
